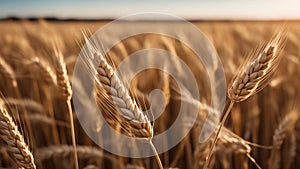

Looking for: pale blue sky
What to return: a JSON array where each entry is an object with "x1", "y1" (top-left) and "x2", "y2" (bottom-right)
[{"x1": 0, "y1": 0, "x2": 299, "y2": 20}]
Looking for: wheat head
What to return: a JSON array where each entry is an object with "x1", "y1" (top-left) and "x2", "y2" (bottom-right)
[
  {"x1": 30, "y1": 57, "x2": 57, "y2": 85},
  {"x1": 36, "y1": 145, "x2": 117, "y2": 163},
  {"x1": 268, "y1": 110, "x2": 299, "y2": 169},
  {"x1": 0, "y1": 99, "x2": 36, "y2": 169},
  {"x1": 55, "y1": 53, "x2": 72, "y2": 100},
  {"x1": 94, "y1": 52, "x2": 153, "y2": 138},
  {"x1": 0, "y1": 55, "x2": 17, "y2": 87},
  {"x1": 228, "y1": 29, "x2": 287, "y2": 102},
  {"x1": 272, "y1": 110, "x2": 298, "y2": 149}
]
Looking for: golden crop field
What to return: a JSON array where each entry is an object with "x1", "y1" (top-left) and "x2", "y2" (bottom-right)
[{"x1": 0, "y1": 20, "x2": 299, "y2": 169}]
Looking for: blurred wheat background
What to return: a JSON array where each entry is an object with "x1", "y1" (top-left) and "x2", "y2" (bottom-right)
[{"x1": 0, "y1": 20, "x2": 300, "y2": 169}]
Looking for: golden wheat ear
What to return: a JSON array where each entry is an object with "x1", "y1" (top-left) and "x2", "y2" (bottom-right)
[
  {"x1": 95, "y1": 52, "x2": 153, "y2": 138},
  {"x1": 203, "y1": 27, "x2": 288, "y2": 169},
  {"x1": 268, "y1": 110, "x2": 299, "y2": 169},
  {"x1": 0, "y1": 98, "x2": 36, "y2": 169},
  {"x1": 228, "y1": 28, "x2": 287, "y2": 102},
  {"x1": 81, "y1": 33, "x2": 162, "y2": 168}
]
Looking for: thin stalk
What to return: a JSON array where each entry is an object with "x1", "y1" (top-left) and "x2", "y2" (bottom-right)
[
  {"x1": 66, "y1": 99, "x2": 79, "y2": 169},
  {"x1": 246, "y1": 153, "x2": 262, "y2": 169},
  {"x1": 203, "y1": 101, "x2": 234, "y2": 169},
  {"x1": 149, "y1": 139, "x2": 163, "y2": 169},
  {"x1": 43, "y1": 86, "x2": 60, "y2": 145}
]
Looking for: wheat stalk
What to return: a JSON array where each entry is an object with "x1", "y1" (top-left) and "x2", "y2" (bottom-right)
[
  {"x1": 0, "y1": 98, "x2": 36, "y2": 169},
  {"x1": 54, "y1": 48, "x2": 78, "y2": 169},
  {"x1": 203, "y1": 28, "x2": 287, "y2": 169}
]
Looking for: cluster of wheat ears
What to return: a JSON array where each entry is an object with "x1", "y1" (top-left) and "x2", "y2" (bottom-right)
[{"x1": 0, "y1": 20, "x2": 299, "y2": 169}]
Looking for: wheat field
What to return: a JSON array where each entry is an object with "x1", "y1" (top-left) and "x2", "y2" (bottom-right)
[{"x1": 0, "y1": 20, "x2": 299, "y2": 169}]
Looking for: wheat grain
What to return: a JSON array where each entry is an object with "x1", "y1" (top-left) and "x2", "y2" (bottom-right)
[
  {"x1": 228, "y1": 29, "x2": 287, "y2": 102},
  {"x1": 94, "y1": 52, "x2": 153, "y2": 138},
  {"x1": 0, "y1": 99, "x2": 36, "y2": 169}
]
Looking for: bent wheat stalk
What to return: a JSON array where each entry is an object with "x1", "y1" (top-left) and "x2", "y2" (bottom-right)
[
  {"x1": 0, "y1": 98, "x2": 36, "y2": 169},
  {"x1": 203, "y1": 28, "x2": 287, "y2": 169}
]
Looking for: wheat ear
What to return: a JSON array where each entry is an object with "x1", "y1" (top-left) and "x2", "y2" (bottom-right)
[
  {"x1": 203, "y1": 28, "x2": 287, "y2": 169},
  {"x1": 36, "y1": 145, "x2": 118, "y2": 165},
  {"x1": 268, "y1": 110, "x2": 298, "y2": 169},
  {"x1": 0, "y1": 55, "x2": 17, "y2": 87},
  {"x1": 82, "y1": 33, "x2": 161, "y2": 168},
  {"x1": 0, "y1": 99, "x2": 36, "y2": 169},
  {"x1": 95, "y1": 53, "x2": 163, "y2": 169},
  {"x1": 5, "y1": 98, "x2": 45, "y2": 114},
  {"x1": 30, "y1": 57, "x2": 57, "y2": 85},
  {"x1": 55, "y1": 51, "x2": 78, "y2": 169},
  {"x1": 95, "y1": 52, "x2": 153, "y2": 138},
  {"x1": 228, "y1": 30, "x2": 287, "y2": 102}
]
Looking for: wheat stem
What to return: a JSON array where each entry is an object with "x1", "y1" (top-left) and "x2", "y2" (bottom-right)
[
  {"x1": 149, "y1": 140, "x2": 163, "y2": 169},
  {"x1": 55, "y1": 51, "x2": 79, "y2": 169},
  {"x1": 67, "y1": 99, "x2": 79, "y2": 169},
  {"x1": 203, "y1": 101, "x2": 234, "y2": 169}
]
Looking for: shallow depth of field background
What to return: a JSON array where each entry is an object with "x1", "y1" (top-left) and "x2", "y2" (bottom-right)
[
  {"x1": 1, "y1": 1, "x2": 300, "y2": 169},
  {"x1": 0, "y1": 20, "x2": 299, "y2": 169}
]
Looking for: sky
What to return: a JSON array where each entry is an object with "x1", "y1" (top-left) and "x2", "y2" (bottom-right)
[{"x1": 0, "y1": 0, "x2": 299, "y2": 20}]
